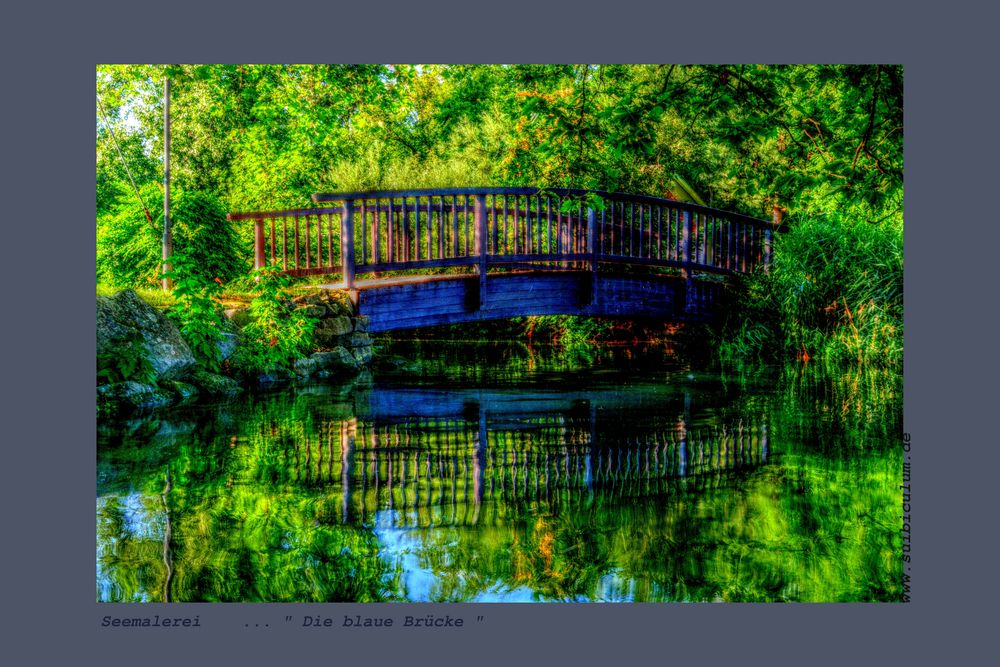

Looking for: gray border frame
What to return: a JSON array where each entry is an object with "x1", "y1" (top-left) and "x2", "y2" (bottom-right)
[{"x1": 8, "y1": 0, "x2": 996, "y2": 664}]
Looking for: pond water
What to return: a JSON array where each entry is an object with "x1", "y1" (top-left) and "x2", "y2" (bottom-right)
[{"x1": 97, "y1": 341, "x2": 904, "y2": 602}]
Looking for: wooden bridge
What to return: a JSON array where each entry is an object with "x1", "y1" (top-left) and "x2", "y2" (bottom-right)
[{"x1": 228, "y1": 188, "x2": 784, "y2": 332}]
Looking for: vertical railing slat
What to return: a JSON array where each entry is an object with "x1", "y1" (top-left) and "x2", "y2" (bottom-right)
[
  {"x1": 438, "y1": 197, "x2": 445, "y2": 259},
  {"x1": 656, "y1": 207, "x2": 662, "y2": 261},
  {"x1": 536, "y1": 194, "x2": 543, "y2": 255},
  {"x1": 491, "y1": 195, "x2": 498, "y2": 256},
  {"x1": 637, "y1": 203, "x2": 644, "y2": 258},
  {"x1": 427, "y1": 197, "x2": 433, "y2": 260},
  {"x1": 293, "y1": 215, "x2": 300, "y2": 270},
  {"x1": 304, "y1": 215, "x2": 311, "y2": 269},
  {"x1": 317, "y1": 214, "x2": 324, "y2": 268},
  {"x1": 502, "y1": 195, "x2": 509, "y2": 255},
  {"x1": 282, "y1": 218, "x2": 288, "y2": 271},
  {"x1": 270, "y1": 217, "x2": 276, "y2": 266},
  {"x1": 387, "y1": 200, "x2": 395, "y2": 264},
  {"x1": 402, "y1": 198, "x2": 409, "y2": 263},
  {"x1": 464, "y1": 195, "x2": 471, "y2": 256},
  {"x1": 452, "y1": 195, "x2": 459, "y2": 257},
  {"x1": 373, "y1": 201, "x2": 381, "y2": 266},
  {"x1": 513, "y1": 196, "x2": 519, "y2": 255}
]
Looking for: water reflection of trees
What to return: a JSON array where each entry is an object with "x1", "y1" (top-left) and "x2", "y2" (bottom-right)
[{"x1": 97, "y1": 360, "x2": 903, "y2": 602}]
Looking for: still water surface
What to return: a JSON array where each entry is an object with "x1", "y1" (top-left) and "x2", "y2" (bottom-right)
[{"x1": 97, "y1": 342, "x2": 903, "y2": 602}]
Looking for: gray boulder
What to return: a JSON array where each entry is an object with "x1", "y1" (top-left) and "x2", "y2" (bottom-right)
[
  {"x1": 187, "y1": 369, "x2": 243, "y2": 397},
  {"x1": 97, "y1": 381, "x2": 172, "y2": 412},
  {"x1": 97, "y1": 290, "x2": 195, "y2": 381},
  {"x1": 294, "y1": 357, "x2": 319, "y2": 378},
  {"x1": 313, "y1": 315, "x2": 354, "y2": 347},
  {"x1": 310, "y1": 347, "x2": 361, "y2": 374},
  {"x1": 351, "y1": 346, "x2": 374, "y2": 366}
]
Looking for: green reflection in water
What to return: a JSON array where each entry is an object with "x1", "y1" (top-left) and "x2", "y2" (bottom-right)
[{"x1": 97, "y1": 343, "x2": 902, "y2": 602}]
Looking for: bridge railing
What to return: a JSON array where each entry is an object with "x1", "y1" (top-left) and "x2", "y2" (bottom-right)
[{"x1": 228, "y1": 188, "x2": 782, "y2": 288}]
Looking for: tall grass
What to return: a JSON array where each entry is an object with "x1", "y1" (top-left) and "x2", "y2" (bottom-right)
[{"x1": 717, "y1": 212, "x2": 903, "y2": 367}]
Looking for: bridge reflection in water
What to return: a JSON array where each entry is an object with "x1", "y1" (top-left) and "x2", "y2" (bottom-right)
[
  {"x1": 98, "y1": 354, "x2": 904, "y2": 603},
  {"x1": 270, "y1": 389, "x2": 769, "y2": 528}
]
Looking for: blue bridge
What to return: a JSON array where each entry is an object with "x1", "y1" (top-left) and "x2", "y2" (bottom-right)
[{"x1": 228, "y1": 188, "x2": 783, "y2": 332}]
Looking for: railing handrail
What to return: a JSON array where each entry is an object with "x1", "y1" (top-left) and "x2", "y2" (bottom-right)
[
  {"x1": 227, "y1": 206, "x2": 345, "y2": 221},
  {"x1": 229, "y1": 187, "x2": 783, "y2": 290},
  {"x1": 311, "y1": 187, "x2": 779, "y2": 229}
]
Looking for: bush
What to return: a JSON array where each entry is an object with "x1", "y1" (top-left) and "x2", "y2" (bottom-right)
[
  {"x1": 97, "y1": 186, "x2": 248, "y2": 289},
  {"x1": 714, "y1": 211, "x2": 903, "y2": 367},
  {"x1": 163, "y1": 253, "x2": 227, "y2": 373},
  {"x1": 231, "y1": 266, "x2": 318, "y2": 375},
  {"x1": 97, "y1": 331, "x2": 156, "y2": 385}
]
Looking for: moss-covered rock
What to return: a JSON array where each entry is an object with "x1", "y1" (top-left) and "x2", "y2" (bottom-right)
[
  {"x1": 311, "y1": 348, "x2": 360, "y2": 374},
  {"x1": 97, "y1": 289, "x2": 195, "y2": 381},
  {"x1": 186, "y1": 369, "x2": 243, "y2": 397},
  {"x1": 97, "y1": 381, "x2": 173, "y2": 413},
  {"x1": 161, "y1": 380, "x2": 200, "y2": 402}
]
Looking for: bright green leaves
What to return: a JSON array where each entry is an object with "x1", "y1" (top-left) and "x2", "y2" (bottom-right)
[
  {"x1": 97, "y1": 188, "x2": 243, "y2": 289},
  {"x1": 231, "y1": 267, "x2": 318, "y2": 376},
  {"x1": 163, "y1": 252, "x2": 227, "y2": 373},
  {"x1": 97, "y1": 331, "x2": 157, "y2": 386}
]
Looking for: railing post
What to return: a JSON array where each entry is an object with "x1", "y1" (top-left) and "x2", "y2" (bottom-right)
[
  {"x1": 253, "y1": 217, "x2": 265, "y2": 271},
  {"x1": 682, "y1": 209, "x2": 696, "y2": 314},
  {"x1": 587, "y1": 207, "x2": 598, "y2": 306},
  {"x1": 475, "y1": 195, "x2": 488, "y2": 309},
  {"x1": 341, "y1": 200, "x2": 355, "y2": 290}
]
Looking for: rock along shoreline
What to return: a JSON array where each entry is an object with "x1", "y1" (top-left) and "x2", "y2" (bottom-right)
[{"x1": 97, "y1": 289, "x2": 374, "y2": 415}]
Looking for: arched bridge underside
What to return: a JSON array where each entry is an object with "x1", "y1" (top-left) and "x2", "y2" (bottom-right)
[
  {"x1": 331, "y1": 270, "x2": 722, "y2": 333},
  {"x1": 229, "y1": 187, "x2": 784, "y2": 332}
]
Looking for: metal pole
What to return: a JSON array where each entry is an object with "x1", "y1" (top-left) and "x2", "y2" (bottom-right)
[{"x1": 162, "y1": 77, "x2": 172, "y2": 291}]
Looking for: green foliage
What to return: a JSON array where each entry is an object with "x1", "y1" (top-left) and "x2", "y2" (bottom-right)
[
  {"x1": 97, "y1": 332, "x2": 156, "y2": 385},
  {"x1": 715, "y1": 272, "x2": 783, "y2": 362},
  {"x1": 98, "y1": 63, "x2": 902, "y2": 218},
  {"x1": 171, "y1": 190, "x2": 248, "y2": 283},
  {"x1": 99, "y1": 355, "x2": 902, "y2": 602},
  {"x1": 97, "y1": 188, "x2": 247, "y2": 289},
  {"x1": 97, "y1": 282, "x2": 176, "y2": 310},
  {"x1": 716, "y1": 210, "x2": 903, "y2": 366},
  {"x1": 526, "y1": 316, "x2": 615, "y2": 347},
  {"x1": 232, "y1": 266, "x2": 318, "y2": 375},
  {"x1": 96, "y1": 182, "x2": 163, "y2": 288},
  {"x1": 163, "y1": 253, "x2": 226, "y2": 372},
  {"x1": 772, "y1": 212, "x2": 903, "y2": 365},
  {"x1": 98, "y1": 64, "x2": 903, "y2": 367}
]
